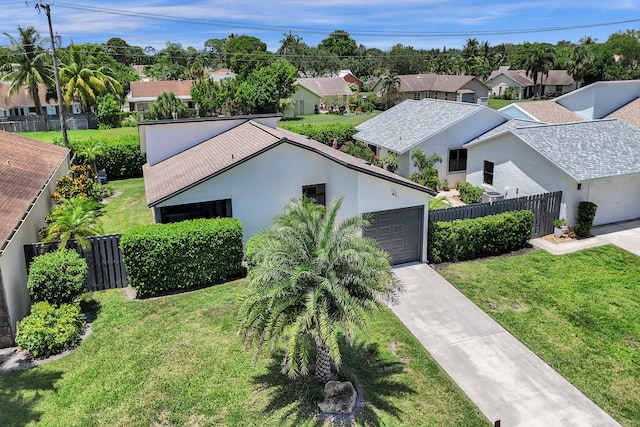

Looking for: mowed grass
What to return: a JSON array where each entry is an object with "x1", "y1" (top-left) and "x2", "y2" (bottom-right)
[
  {"x1": 279, "y1": 111, "x2": 379, "y2": 126},
  {"x1": 100, "y1": 178, "x2": 152, "y2": 234},
  {"x1": 487, "y1": 98, "x2": 533, "y2": 110},
  {"x1": 0, "y1": 282, "x2": 489, "y2": 427},
  {"x1": 19, "y1": 127, "x2": 138, "y2": 144},
  {"x1": 439, "y1": 245, "x2": 640, "y2": 426}
]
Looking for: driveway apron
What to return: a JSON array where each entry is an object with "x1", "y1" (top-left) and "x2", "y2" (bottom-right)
[{"x1": 390, "y1": 263, "x2": 621, "y2": 427}]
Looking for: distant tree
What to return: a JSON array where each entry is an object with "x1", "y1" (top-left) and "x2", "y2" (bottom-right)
[
  {"x1": 386, "y1": 43, "x2": 429, "y2": 75},
  {"x1": 191, "y1": 78, "x2": 235, "y2": 117},
  {"x1": 522, "y1": 43, "x2": 555, "y2": 97},
  {"x1": 225, "y1": 35, "x2": 272, "y2": 79},
  {"x1": 96, "y1": 94, "x2": 121, "y2": 129},
  {"x1": 380, "y1": 73, "x2": 401, "y2": 109},
  {"x1": 319, "y1": 30, "x2": 358, "y2": 58},
  {"x1": 606, "y1": 30, "x2": 640, "y2": 78},
  {"x1": 579, "y1": 36, "x2": 598, "y2": 45},
  {"x1": 234, "y1": 60, "x2": 297, "y2": 114},
  {"x1": 2, "y1": 26, "x2": 52, "y2": 116},
  {"x1": 409, "y1": 150, "x2": 442, "y2": 190},
  {"x1": 567, "y1": 45, "x2": 593, "y2": 88},
  {"x1": 203, "y1": 37, "x2": 227, "y2": 69},
  {"x1": 148, "y1": 92, "x2": 188, "y2": 120}
]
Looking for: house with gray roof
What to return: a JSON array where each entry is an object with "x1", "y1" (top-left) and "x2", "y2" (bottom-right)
[
  {"x1": 140, "y1": 114, "x2": 435, "y2": 264},
  {"x1": 464, "y1": 119, "x2": 640, "y2": 227},
  {"x1": 487, "y1": 66, "x2": 578, "y2": 99},
  {"x1": 370, "y1": 74, "x2": 490, "y2": 104},
  {"x1": 284, "y1": 77, "x2": 354, "y2": 117},
  {"x1": 354, "y1": 98, "x2": 507, "y2": 188}
]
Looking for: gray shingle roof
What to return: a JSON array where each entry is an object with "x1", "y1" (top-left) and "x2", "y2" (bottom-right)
[
  {"x1": 144, "y1": 120, "x2": 434, "y2": 206},
  {"x1": 354, "y1": 99, "x2": 487, "y2": 153},
  {"x1": 511, "y1": 119, "x2": 640, "y2": 181},
  {"x1": 470, "y1": 119, "x2": 541, "y2": 143}
]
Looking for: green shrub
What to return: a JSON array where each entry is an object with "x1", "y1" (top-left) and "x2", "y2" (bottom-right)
[
  {"x1": 575, "y1": 201, "x2": 598, "y2": 238},
  {"x1": 15, "y1": 301, "x2": 85, "y2": 358},
  {"x1": 73, "y1": 135, "x2": 145, "y2": 179},
  {"x1": 428, "y1": 210, "x2": 534, "y2": 263},
  {"x1": 27, "y1": 249, "x2": 88, "y2": 304},
  {"x1": 458, "y1": 182, "x2": 484, "y2": 204},
  {"x1": 277, "y1": 123, "x2": 357, "y2": 146},
  {"x1": 120, "y1": 218, "x2": 243, "y2": 297},
  {"x1": 245, "y1": 233, "x2": 270, "y2": 270}
]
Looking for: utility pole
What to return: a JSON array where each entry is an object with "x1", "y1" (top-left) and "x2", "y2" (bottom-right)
[{"x1": 36, "y1": 3, "x2": 69, "y2": 148}]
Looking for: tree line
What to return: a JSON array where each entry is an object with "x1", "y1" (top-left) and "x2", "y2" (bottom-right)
[{"x1": 2, "y1": 26, "x2": 640, "y2": 117}]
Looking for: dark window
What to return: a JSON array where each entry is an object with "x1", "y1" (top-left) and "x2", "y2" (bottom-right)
[
  {"x1": 302, "y1": 183, "x2": 326, "y2": 206},
  {"x1": 483, "y1": 161, "x2": 494, "y2": 186},
  {"x1": 159, "y1": 199, "x2": 232, "y2": 223},
  {"x1": 448, "y1": 149, "x2": 467, "y2": 172},
  {"x1": 413, "y1": 92, "x2": 421, "y2": 100},
  {"x1": 556, "y1": 85, "x2": 563, "y2": 92}
]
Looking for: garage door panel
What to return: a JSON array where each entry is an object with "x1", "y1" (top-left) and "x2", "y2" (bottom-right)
[
  {"x1": 588, "y1": 175, "x2": 640, "y2": 225},
  {"x1": 364, "y1": 206, "x2": 424, "y2": 265}
]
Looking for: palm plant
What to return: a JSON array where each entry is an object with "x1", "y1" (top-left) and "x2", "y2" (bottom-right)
[
  {"x1": 42, "y1": 196, "x2": 104, "y2": 251},
  {"x1": 238, "y1": 197, "x2": 401, "y2": 384},
  {"x1": 2, "y1": 26, "x2": 53, "y2": 115},
  {"x1": 380, "y1": 72, "x2": 401, "y2": 109},
  {"x1": 58, "y1": 44, "x2": 122, "y2": 112},
  {"x1": 523, "y1": 43, "x2": 555, "y2": 98},
  {"x1": 148, "y1": 92, "x2": 187, "y2": 120}
]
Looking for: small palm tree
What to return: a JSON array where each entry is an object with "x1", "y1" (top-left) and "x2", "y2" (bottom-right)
[
  {"x1": 77, "y1": 141, "x2": 106, "y2": 176},
  {"x1": 238, "y1": 197, "x2": 401, "y2": 384},
  {"x1": 149, "y1": 92, "x2": 188, "y2": 120},
  {"x1": 43, "y1": 196, "x2": 104, "y2": 251},
  {"x1": 380, "y1": 72, "x2": 401, "y2": 109}
]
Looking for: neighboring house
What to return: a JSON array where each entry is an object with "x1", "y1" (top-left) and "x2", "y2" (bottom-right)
[
  {"x1": 464, "y1": 119, "x2": 640, "y2": 227},
  {"x1": 370, "y1": 74, "x2": 490, "y2": 104},
  {"x1": 0, "y1": 131, "x2": 70, "y2": 347},
  {"x1": 127, "y1": 80, "x2": 194, "y2": 118},
  {"x1": 486, "y1": 66, "x2": 578, "y2": 99},
  {"x1": 499, "y1": 80, "x2": 640, "y2": 128},
  {"x1": 337, "y1": 70, "x2": 363, "y2": 92},
  {"x1": 207, "y1": 68, "x2": 236, "y2": 83},
  {"x1": 285, "y1": 77, "x2": 354, "y2": 117},
  {"x1": 354, "y1": 98, "x2": 507, "y2": 187},
  {"x1": 140, "y1": 114, "x2": 435, "y2": 264},
  {"x1": 0, "y1": 82, "x2": 81, "y2": 118}
]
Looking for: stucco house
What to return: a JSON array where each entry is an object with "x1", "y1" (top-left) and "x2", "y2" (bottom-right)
[
  {"x1": 487, "y1": 67, "x2": 578, "y2": 99},
  {"x1": 464, "y1": 119, "x2": 640, "y2": 227},
  {"x1": 127, "y1": 80, "x2": 195, "y2": 118},
  {"x1": 370, "y1": 74, "x2": 490, "y2": 104},
  {"x1": 0, "y1": 131, "x2": 70, "y2": 347},
  {"x1": 500, "y1": 80, "x2": 640, "y2": 129},
  {"x1": 140, "y1": 115, "x2": 435, "y2": 264},
  {"x1": 0, "y1": 82, "x2": 81, "y2": 118},
  {"x1": 285, "y1": 77, "x2": 354, "y2": 117},
  {"x1": 353, "y1": 99, "x2": 507, "y2": 188}
]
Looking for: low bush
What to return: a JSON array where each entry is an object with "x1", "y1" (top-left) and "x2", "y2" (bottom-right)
[
  {"x1": 120, "y1": 218, "x2": 244, "y2": 297},
  {"x1": 73, "y1": 135, "x2": 145, "y2": 179},
  {"x1": 458, "y1": 182, "x2": 484, "y2": 204},
  {"x1": 575, "y1": 201, "x2": 598, "y2": 238},
  {"x1": 15, "y1": 301, "x2": 85, "y2": 358},
  {"x1": 428, "y1": 210, "x2": 534, "y2": 263},
  {"x1": 27, "y1": 249, "x2": 88, "y2": 304},
  {"x1": 277, "y1": 122, "x2": 357, "y2": 146}
]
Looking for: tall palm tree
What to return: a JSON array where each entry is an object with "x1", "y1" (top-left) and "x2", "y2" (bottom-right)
[
  {"x1": 43, "y1": 196, "x2": 104, "y2": 251},
  {"x1": 2, "y1": 26, "x2": 53, "y2": 115},
  {"x1": 523, "y1": 43, "x2": 555, "y2": 98},
  {"x1": 567, "y1": 45, "x2": 592, "y2": 89},
  {"x1": 239, "y1": 197, "x2": 401, "y2": 384},
  {"x1": 58, "y1": 44, "x2": 122, "y2": 112},
  {"x1": 381, "y1": 72, "x2": 401, "y2": 109}
]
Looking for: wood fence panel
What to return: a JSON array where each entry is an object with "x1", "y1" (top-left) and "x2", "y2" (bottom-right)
[
  {"x1": 429, "y1": 191, "x2": 562, "y2": 238},
  {"x1": 24, "y1": 234, "x2": 128, "y2": 292}
]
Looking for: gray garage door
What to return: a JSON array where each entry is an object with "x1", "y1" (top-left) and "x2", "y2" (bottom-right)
[{"x1": 364, "y1": 206, "x2": 423, "y2": 265}]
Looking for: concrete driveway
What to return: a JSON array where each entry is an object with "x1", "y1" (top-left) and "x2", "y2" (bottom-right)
[
  {"x1": 390, "y1": 263, "x2": 621, "y2": 427},
  {"x1": 531, "y1": 219, "x2": 640, "y2": 256}
]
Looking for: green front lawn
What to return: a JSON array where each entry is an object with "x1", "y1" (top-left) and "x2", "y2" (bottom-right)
[
  {"x1": 439, "y1": 245, "x2": 640, "y2": 426},
  {"x1": 487, "y1": 98, "x2": 533, "y2": 110},
  {"x1": 0, "y1": 283, "x2": 489, "y2": 426},
  {"x1": 279, "y1": 111, "x2": 379, "y2": 126},
  {"x1": 19, "y1": 127, "x2": 138, "y2": 144},
  {"x1": 100, "y1": 178, "x2": 152, "y2": 235}
]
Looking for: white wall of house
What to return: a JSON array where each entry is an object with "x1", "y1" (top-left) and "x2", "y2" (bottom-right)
[
  {"x1": 0, "y1": 154, "x2": 70, "y2": 335},
  {"x1": 284, "y1": 86, "x2": 320, "y2": 118},
  {"x1": 556, "y1": 81, "x2": 640, "y2": 119},
  {"x1": 139, "y1": 117, "x2": 281, "y2": 165},
  {"x1": 153, "y1": 143, "x2": 429, "y2": 260},
  {"x1": 487, "y1": 74, "x2": 525, "y2": 99},
  {"x1": 393, "y1": 108, "x2": 506, "y2": 189},
  {"x1": 582, "y1": 174, "x2": 640, "y2": 225}
]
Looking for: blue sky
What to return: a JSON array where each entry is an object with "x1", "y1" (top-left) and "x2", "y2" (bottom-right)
[{"x1": 2, "y1": 1, "x2": 639, "y2": 52}]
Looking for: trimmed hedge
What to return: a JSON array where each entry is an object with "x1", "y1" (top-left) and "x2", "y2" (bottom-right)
[
  {"x1": 278, "y1": 123, "x2": 357, "y2": 146},
  {"x1": 27, "y1": 249, "x2": 88, "y2": 304},
  {"x1": 15, "y1": 301, "x2": 85, "y2": 358},
  {"x1": 120, "y1": 218, "x2": 243, "y2": 297},
  {"x1": 458, "y1": 182, "x2": 484, "y2": 204},
  {"x1": 74, "y1": 135, "x2": 145, "y2": 179},
  {"x1": 575, "y1": 201, "x2": 598, "y2": 238},
  {"x1": 428, "y1": 210, "x2": 534, "y2": 263}
]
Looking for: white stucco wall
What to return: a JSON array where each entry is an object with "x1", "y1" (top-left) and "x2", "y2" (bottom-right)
[
  {"x1": 154, "y1": 143, "x2": 430, "y2": 261},
  {"x1": 140, "y1": 117, "x2": 281, "y2": 165},
  {"x1": 488, "y1": 74, "x2": 525, "y2": 99},
  {"x1": 556, "y1": 81, "x2": 640, "y2": 120},
  {"x1": 0, "y1": 154, "x2": 70, "y2": 334},
  {"x1": 285, "y1": 87, "x2": 321, "y2": 117}
]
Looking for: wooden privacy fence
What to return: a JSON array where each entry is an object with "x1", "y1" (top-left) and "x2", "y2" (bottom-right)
[
  {"x1": 24, "y1": 234, "x2": 128, "y2": 292},
  {"x1": 429, "y1": 191, "x2": 562, "y2": 238}
]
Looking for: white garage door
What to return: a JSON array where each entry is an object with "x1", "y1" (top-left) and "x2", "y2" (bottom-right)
[
  {"x1": 588, "y1": 174, "x2": 640, "y2": 225},
  {"x1": 364, "y1": 206, "x2": 424, "y2": 265}
]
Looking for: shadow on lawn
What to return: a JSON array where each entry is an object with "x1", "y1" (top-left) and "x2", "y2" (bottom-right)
[
  {"x1": 252, "y1": 338, "x2": 415, "y2": 426},
  {"x1": 0, "y1": 368, "x2": 63, "y2": 427}
]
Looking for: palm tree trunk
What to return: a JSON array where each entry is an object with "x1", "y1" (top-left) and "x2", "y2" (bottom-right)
[{"x1": 315, "y1": 341, "x2": 333, "y2": 384}]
